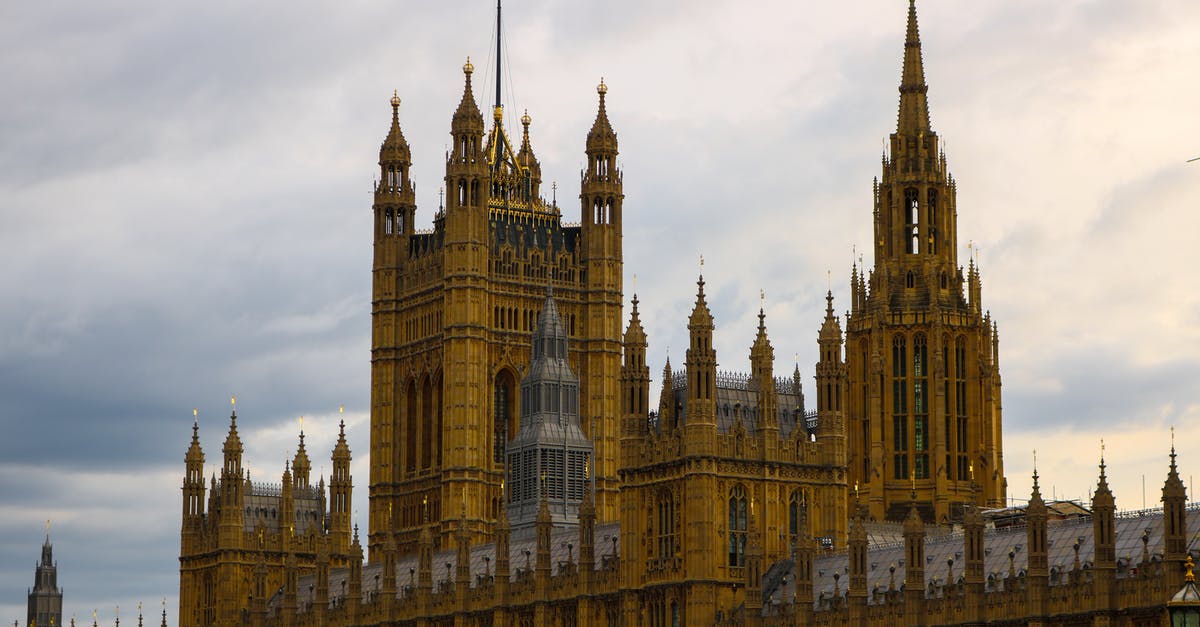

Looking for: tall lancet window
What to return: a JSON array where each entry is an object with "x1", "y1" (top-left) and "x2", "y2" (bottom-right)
[
  {"x1": 905, "y1": 188, "x2": 919, "y2": 254},
  {"x1": 892, "y1": 335, "x2": 909, "y2": 480},
  {"x1": 728, "y1": 485, "x2": 748, "y2": 567},
  {"x1": 913, "y1": 334, "x2": 929, "y2": 479},
  {"x1": 926, "y1": 189, "x2": 938, "y2": 255},
  {"x1": 788, "y1": 489, "x2": 806, "y2": 538}
]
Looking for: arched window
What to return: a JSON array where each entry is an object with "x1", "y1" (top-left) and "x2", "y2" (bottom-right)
[
  {"x1": 494, "y1": 371, "x2": 517, "y2": 464},
  {"x1": 657, "y1": 490, "x2": 675, "y2": 560},
  {"x1": 906, "y1": 271, "x2": 915, "y2": 289},
  {"x1": 728, "y1": 485, "x2": 748, "y2": 567},
  {"x1": 788, "y1": 490, "x2": 806, "y2": 538},
  {"x1": 405, "y1": 380, "x2": 418, "y2": 473},
  {"x1": 955, "y1": 336, "x2": 969, "y2": 482},
  {"x1": 927, "y1": 189, "x2": 938, "y2": 255},
  {"x1": 904, "y1": 188, "x2": 919, "y2": 254},
  {"x1": 421, "y1": 375, "x2": 434, "y2": 469},
  {"x1": 892, "y1": 335, "x2": 909, "y2": 480},
  {"x1": 913, "y1": 335, "x2": 929, "y2": 479}
]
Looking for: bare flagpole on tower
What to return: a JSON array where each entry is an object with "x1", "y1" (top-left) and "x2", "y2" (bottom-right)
[{"x1": 496, "y1": 0, "x2": 503, "y2": 111}]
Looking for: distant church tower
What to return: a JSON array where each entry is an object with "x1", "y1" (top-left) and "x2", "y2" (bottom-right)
[
  {"x1": 27, "y1": 526, "x2": 63, "y2": 627},
  {"x1": 367, "y1": 6, "x2": 624, "y2": 556},
  {"x1": 845, "y1": 0, "x2": 1005, "y2": 522}
]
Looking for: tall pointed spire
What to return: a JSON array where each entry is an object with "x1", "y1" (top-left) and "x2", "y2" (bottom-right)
[
  {"x1": 897, "y1": 0, "x2": 931, "y2": 134},
  {"x1": 586, "y1": 79, "x2": 617, "y2": 153},
  {"x1": 381, "y1": 91, "x2": 411, "y2": 162},
  {"x1": 452, "y1": 58, "x2": 484, "y2": 133},
  {"x1": 292, "y1": 418, "x2": 310, "y2": 487}
]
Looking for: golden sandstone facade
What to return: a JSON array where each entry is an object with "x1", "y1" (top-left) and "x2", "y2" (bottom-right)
[{"x1": 178, "y1": 2, "x2": 1196, "y2": 625}]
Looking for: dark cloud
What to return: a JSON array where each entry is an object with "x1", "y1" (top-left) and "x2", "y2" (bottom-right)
[{"x1": 3, "y1": 0, "x2": 1199, "y2": 622}]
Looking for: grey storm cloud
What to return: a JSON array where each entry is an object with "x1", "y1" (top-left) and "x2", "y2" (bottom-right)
[{"x1": 3, "y1": 0, "x2": 1200, "y2": 622}]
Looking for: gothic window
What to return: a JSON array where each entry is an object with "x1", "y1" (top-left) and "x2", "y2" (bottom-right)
[
  {"x1": 955, "y1": 336, "x2": 969, "y2": 482},
  {"x1": 860, "y1": 340, "x2": 870, "y2": 479},
  {"x1": 904, "y1": 188, "x2": 920, "y2": 254},
  {"x1": 385, "y1": 210, "x2": 394, "y2": 235},
  {"x1": 942, "y1": 341, "x2": 951, "y2": 479},
  {"x1": 906, "y1": 271, "x2": 915, "y2": 289},
  {"x1": 405, "y1": 379, "x2": 418, "y2": 473},
  {"x1": 728, "y1": 485, "x2": 748, "y2": 567},
  {"x1": 892, "y1": 335, "x2": 908, "y2": 480},
  {"x1": 657, "y1": 490, "x2": 675, "y2": 560},
  {"x1": 788, "y1": 490, "x2": 806, "y2": 538},
  {"x1": 421, "y1": 376, "x2": 434, "y2": 469},
  {"x1": 927, "y1": 189, "x2": 938, "y2": 255},
  {"x1": 913, "y1": 335, "x2": 929, "y2": 479},
  {"x1": 494, "y1": 372, "x2": 516, "y2": 464}
]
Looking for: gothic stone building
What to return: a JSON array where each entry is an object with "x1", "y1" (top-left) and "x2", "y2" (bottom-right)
[{"x1": 178, "y1": 1, "x2": 1199, "y2": 625}]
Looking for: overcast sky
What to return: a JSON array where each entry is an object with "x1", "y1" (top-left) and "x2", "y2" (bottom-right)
[{"x1": 3, "y1": 0, "x2": 1200, "y2": 622}]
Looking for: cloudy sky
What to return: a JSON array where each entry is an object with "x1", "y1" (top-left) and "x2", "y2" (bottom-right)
[{"x1": 3, "y1": 0, "x2": 1200, "y2": 622}]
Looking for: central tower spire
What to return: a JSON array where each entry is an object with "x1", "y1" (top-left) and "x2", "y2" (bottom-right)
[
  {"x1": 898, "y1": 0, "x2": 930, "y2": 134},
  {"x1": 843, "y1": 0, "x2": 1005, "y2": 523}
]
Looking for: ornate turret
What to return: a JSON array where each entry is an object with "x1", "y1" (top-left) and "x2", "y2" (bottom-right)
[
  {"x1": 494, "y1": 484, "x2": 511, "y2": 596},
  {"x1": 578, "y1": 475, "x2": 596, "y2": 589},
  {"x1": 221, "y1": 407, "x2": 243, "y2": 486},
  {"x1": 621, "y1": 293, "x2": 651, "y2": 459},
  {"x1": 347, "y1": 525, "x2": 363, "y2": 624},
  {"x1": 514, "y1": 110, "x2": 542, "y2": 201},
  {"x1": 793, "y1": 505, "x2": 815, "y2": 626},
  {"x1": 291, "y1": 422, "x2": 310, "y2": 488},
  {"x1": 683, "y1": 273, "x2": 717, "y2": 455},
  {"x1": 1026, "y1": 466, "x2": 1049, "y2": 619},
  {"x1": 451, "y1": 59, "x2": 484, "y2": 138},
  {"x1": 750, "y1": 303, "x2": 779, "y2": 445},
  {"x1": 329, "y1": 417, "x2": 353, "y2": 550},
  {"x1": 375, "y1": 90, "x2": 416, "y2": 240},
  {"x1": 657, "y1": 358, "x2": 676, "y2": 431},
  {"x1": 1093, "y1": 446, "x2": 1117, "y2": 610},
  {"x1": 745, "y1": 499, "x2": 763, "y2": 616},
  {"x1": 280, "y1": 462, "x2": 295, "y2": 539},
  {"x1": 815, "y1": 291, "x2": 847, "y2": 468},
  {"x1": 1164, "y1": 433, "x2": 1188, "y2": 588},
  {"x1": 182, "y1": 413, "x2": 206, "y2": 538},
  {"x1": 847, "y1": 499, "x2": 868, "y2": 624},
  {"x1": 903, "y1": 493, "x2": 926, "y2": 623},
  {"x1": 446, "y1": 58, "x2": 487, "y2": 214},
  {"x1": 962, "y1": 472, "x2": 985, "y2": 622},
  {"x1": 218, "y1": 406, "x2": 245, "y2": 549},
  {"x1": 586, "y1": 79, "x2": 618, "y2": 158},
  {"x1": 535, "y1": 491, "x2": 553, "y2": 579}
]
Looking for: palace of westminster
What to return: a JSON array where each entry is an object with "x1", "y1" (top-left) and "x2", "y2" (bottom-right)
[{"x1": 24, "y1": 2, "x2": 1200, "y2": 626}]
